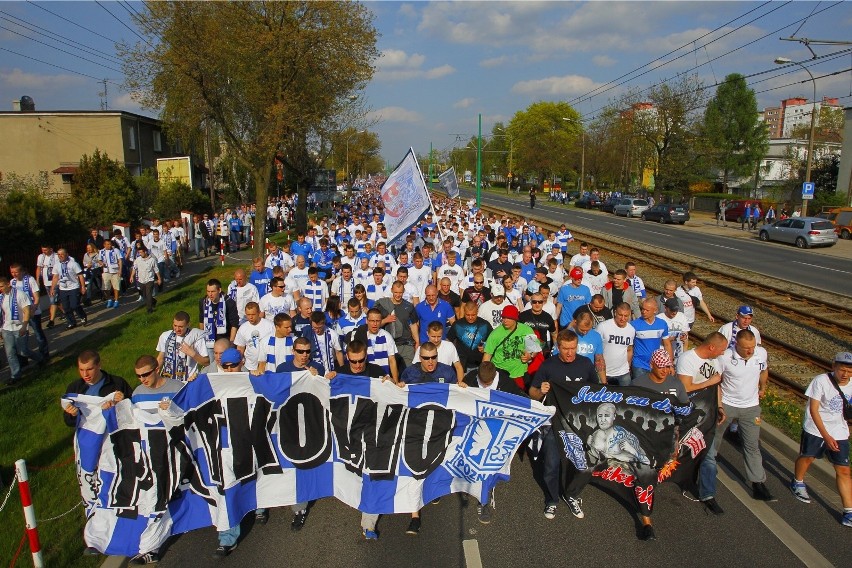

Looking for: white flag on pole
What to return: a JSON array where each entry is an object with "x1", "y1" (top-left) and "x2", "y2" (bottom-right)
[
  {"x1": 381, "y1": 148, "x2": 431, "y2": 245},
  {"x1": 438, "y1": 166, "x2": 460, "y2": 199}
]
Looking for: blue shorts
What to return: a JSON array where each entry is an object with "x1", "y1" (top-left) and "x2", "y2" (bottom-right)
[{"x1": 799, "y1": 430, "x2": 850, "y2": 466}]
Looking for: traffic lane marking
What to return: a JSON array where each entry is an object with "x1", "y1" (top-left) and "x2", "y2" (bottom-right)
[
  {"x1": 792, "y1": 261, "x2": 852, "y2": 275},
  {"x1": 698, "y1": 241, "x2": 741, "y2": 251},
  {"x1": 717, "y1": 464, "x2": 834, "y2": 568},
  {"x1": 463, "y1": 539, "x2": 483, "y2": 568},
  {"x1": 643, "y1": 230, "x2": 670, "y2": 237}
]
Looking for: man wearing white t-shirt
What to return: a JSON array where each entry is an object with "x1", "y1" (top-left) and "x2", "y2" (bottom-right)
[
  {"x1": 407, "y1": 253, "x2": 433, "y2": 300},
  {"x1": 699, "y1": 329, "x2": 773, "y2": 511},
  {"x1": 597, "y1": 304, "x2": 635, "y2": 386},
  {"x1": 227, "y1": 269, "x2": 261, "y2": 325},
  {"x1": 675, "y1": 271, "x2": 714, "y2": 329},
  {"x1": 676, "y1": 332, "x2": 726, "y2": 393},
  {"x1": 791, "y1": 352, "x2": 852, "y2": 527},
  {"x1": 658, "y1": 298, "x2": 690, "y2": 365},
  {"x1": 156, "y1": 311, "x2": 210, "y2": 381},
  {"x1": 234, "y1": 302, "x2": 275, "y2": 372},
  {"x1": 260, "y1": 276, "x2": 296, "y2": 322}
]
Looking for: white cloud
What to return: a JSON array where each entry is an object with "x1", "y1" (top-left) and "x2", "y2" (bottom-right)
[
  {"x1": 398, "y1": 3, "x2": 418, "y2": 19},
  {"x1": 480, "y1": 55, "x2": 509, "y2": 68},
  {"x1": 511, "y1": 74, "x2": 603, "y2": 96},
  {"x1": 368, "y1": 106, "x2": 423, "y2": 123},
  {"x1": 592, "y1": 55, "x2": 616, "y2": 67},
  {"x1": 375, "y1": 49, "x2": 455, "y2": 81},
  {"x1": 453, "y1": 97, "x2": 476, "y2": 109},
  {"x1": 0, "y1": 68, "x2": 86, "y2": 90}
]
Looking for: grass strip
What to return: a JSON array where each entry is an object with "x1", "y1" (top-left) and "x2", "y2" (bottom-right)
[{"x1": 0, "y1": 262, "x2": 244, "y2": 565}]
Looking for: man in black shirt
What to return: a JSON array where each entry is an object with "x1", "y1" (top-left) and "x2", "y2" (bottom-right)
[
  {"x1": 573, "y1": 294, "x2": 612, "y2": 327},
  {"x1": 529, "y1": 330, "x2": 599, "y2": 521},
  {"x1": 520, "y1": 292, "x2": 557, "y2": 355},
  {"x1": 337, "y1": 340, "x2": 388, "y2": 379},
  {"x1": 487, "y1": 249, "x2": 512, "y2": 282}
]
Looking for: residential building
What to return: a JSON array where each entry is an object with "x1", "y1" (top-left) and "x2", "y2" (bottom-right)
[{"x1": 0, "y1": 100, "x2": 204, "y2": 197}]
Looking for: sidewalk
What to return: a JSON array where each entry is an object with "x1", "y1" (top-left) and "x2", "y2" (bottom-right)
[{"x1": 0, "y1": 247, "x2": 256, "y2": 385}]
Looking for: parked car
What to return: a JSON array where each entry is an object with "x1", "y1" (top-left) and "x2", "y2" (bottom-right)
[
  {"x1": 613, "y1": 197, "x2": 649, "y2": 217},
  {"x1": 574, "y1": 194, "x2": 601, "y2": 209},
  {"x1": 724, "y1": 199, "x2": 769, "y2": 223},
  {"x1": 600, "y1": 196, "x2": 620, "y2": 213},
  {"x1": 758, "y1": 217, "x2": 838, "y2": 248},
  {"x1": 819, "y1": 207, "x2": 852, "y2": 239},
  {"x1": 641, "y1": 203, "x2": 690, "y2": 224}
]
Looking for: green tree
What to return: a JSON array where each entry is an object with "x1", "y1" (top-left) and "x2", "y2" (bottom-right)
[
  {"x1": 120, "y1": 1, "x2": 378, "y2": 257},
  {"x1": 72, "y1": 149, "x2": 140, "y2": 227},
  {"x1": 0, "y1": 184, "x2": 82, "y2": 256},
  {"x1": 508, "y1": 101, "x2": 581, "y2": 190},
  {"x1": 617, "y1": 75, "x2": 706, "y2": 194},
  {"x1": 702, "y1": 73, "x2": 768, "y2": 192},
  {"x1": 153, "y1": 179, "x2": 209, "y2": 219}
]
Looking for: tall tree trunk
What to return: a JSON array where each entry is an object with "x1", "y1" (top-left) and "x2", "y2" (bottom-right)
[{"x1": 252, "y1": 166, "x2": 270, "y2": 259}]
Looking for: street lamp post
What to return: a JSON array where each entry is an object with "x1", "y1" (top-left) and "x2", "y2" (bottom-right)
[
  {"x1": 775, "y1": 57, "x2": 817, "y2": 217},
  {"x1": 345, "y1": 130, "x2": 366, "y2": 192},
  {"x1": 563, "y1": 117, "x2": 585, "y2": 194}
]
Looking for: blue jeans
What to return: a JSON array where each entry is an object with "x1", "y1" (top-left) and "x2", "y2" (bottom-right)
[
  {"x1": 631, "y1": 366, "x2": 650, "y2": 384},
  {"x1": 2, "y1": 329, "x2": 43, "y2": 380},
  {"x1": 542, "y1": 429, "x2": 561, "y2": 506},
  {"x1": 607, "y1": 372, "x2": 631, "y2": 386},
  {"x1": 194, "y1": 237, "x2": 205, "y2": 257},
  {"x1": 218, "y1": 525, "x2": 239, "y2": 547}
]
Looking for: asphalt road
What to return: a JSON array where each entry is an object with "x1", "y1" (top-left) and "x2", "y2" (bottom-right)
[
  {"x1": 461, "y1": 189, "x2": 852, "y2": 298},
  {"x1": 152, "y1": 434, "x2": 848, "y2": 568}
]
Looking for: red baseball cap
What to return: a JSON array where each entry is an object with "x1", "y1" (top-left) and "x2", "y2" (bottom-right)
[
  {"x1": 501, "y1": 305, "x2": 520, "y2": 320},
  {"x1": 570, "y1": 267, "x2": 584, "y2": 280}
]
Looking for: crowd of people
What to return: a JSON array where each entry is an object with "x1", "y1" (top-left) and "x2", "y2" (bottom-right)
[{"x1": 4, "y1": 184, "x2": 849, "y2": 563}]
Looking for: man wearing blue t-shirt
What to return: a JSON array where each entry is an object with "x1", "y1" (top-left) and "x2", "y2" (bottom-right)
[
  {"x1": 414, "y1": 285, "x2": 455, "y2": 345},
  {"x1": 629, "y1": 298, "x2": 672, "y2": 383},
  {"x1": 249, "y1": 258, "x2": 274, "y2": 297},
  {"x1": 556, "y1": 266, "x2": 592, "y2": 328}
]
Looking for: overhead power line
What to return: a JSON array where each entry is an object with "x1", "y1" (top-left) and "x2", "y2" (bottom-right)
[
  {"x1": 0, "y1": 45, "x2": 122, "y2": 86},
  {"x1": 26, "y1": 0, "x2": 120, "y2": 44}
]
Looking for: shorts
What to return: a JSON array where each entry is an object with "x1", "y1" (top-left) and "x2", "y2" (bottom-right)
[
  {"x1": 799, "y1": 430, "x2": 850, "y2": 466},
  {"x1": 102, "y1": 272, "x2": 122, "y2": 291},
  {"x1": 50, "y1": 290, "x2": 60, "y2": 305}
]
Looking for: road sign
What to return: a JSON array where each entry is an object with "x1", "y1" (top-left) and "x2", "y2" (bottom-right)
[{"x1": 802, "y1": 182, "x2": 815, "y2": 200}]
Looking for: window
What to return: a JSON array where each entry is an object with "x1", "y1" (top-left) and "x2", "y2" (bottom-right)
[
  {"x1": 128, "y1": 126, "x2": 136, "y2": 150},
  {"x1": 791, "y1": 220, "x2": 805, "y2": 230},
  {"x1": 153, "y1": 130, "x2": 162, "y2": 152}
]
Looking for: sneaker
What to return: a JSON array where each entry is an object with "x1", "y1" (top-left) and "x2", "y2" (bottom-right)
[
  {"x1": 212, "y1": 543, "x2": 237, "y2": 558},
  {"x1": 640, "y1": 524, "x2": 657, "y2": 541},
  {"x1": 790, "y1": 480, "x2": 811, "y2": 504},
  {"x1": 842, "y1": 511, "x2": 852, "y2": 528},
  {"x1": 362, "y1": 528, "x2": 379, "y2": 540},
  {"x1": 113, "y1": 301, "x2": 120, "y2": 309},
  {"x1": 105, "y1": 300, "x2": 112, "y2": 308},
  {"x1": 255, "y1": 510, "x2": 269, "y2": 525},
  {"x1": 47, "y1": 320, "x2": 55, "y2": 328},
  {"x1": 477, "y1": 504, "x2": 493, "y2": 524},
  {"x1": 66, "y1": 323, "x2": 77, "y2": 330},
  {"x1": 562, "y1": 495, "x2": 584, "y2": 519},
  {"x1": 752, "y1": 482, "x2": 777, "y2": 502},
  {"x1": 83, "y1": 547, "x2": 100, "y2": 556},
  {"x1": 702, "y1": 498, "x2": 725, "y2": 515},
  {"x1": 291, "y1": 509, "x2": 307, "y2": 531},
  {"x1": 406, "y1": 517, "x2": 421, "y2": 535},
  {"x1": 82, "y1": 317, "x2": 88, "y2": 326},
  {"x1": 131, "y1": 552, "x2": 160, "y2": 565},
  {"x1": 544, "y1": 505, "x2": 557, "y2": 520}
]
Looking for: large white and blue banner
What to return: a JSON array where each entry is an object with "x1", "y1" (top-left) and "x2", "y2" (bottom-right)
[
  {"x1": 439, "y1": 166, "x2": 460, "y2": 199},
  {"x1": 65, "y1": 372, "x2": 553, "y2": 557},
  {"x1": 380, "y1": 148, "x2": 432, "y2": 246}
]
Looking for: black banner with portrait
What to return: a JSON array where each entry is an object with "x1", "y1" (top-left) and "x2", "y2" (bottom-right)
[{"x1": 549, "y1": 383, "x2": 717, "y2": 517}]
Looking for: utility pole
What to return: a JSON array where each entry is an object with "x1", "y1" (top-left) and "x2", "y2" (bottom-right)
[{"x1": 476, "y1": 114, "x2": 482, "y2": 208}]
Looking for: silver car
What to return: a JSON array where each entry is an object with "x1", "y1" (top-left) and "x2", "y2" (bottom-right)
[
  {"x1": 758, "y1": 217, "x2": 838, "y2": 248},
  {"x1": 613, "y1": 197, "x2": 649, "y2": 217}
]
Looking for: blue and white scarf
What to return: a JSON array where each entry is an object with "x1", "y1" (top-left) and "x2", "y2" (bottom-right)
[
  {"x1": 203, "y1": 296, "x2": 226, "y2": 344},
  {"x1": 265, "y1": 335, "x2": 294, "y2": 368},
  {"x1": 311, "y1": 330, "x2": 335, "y2": 372},
  {"x1": 162, "y1": 332, "x2": 188, "y2": 381},
  {"x1": 0, "y1": 290, "x2": 20, "y2": 326},
  {"x1": 99, "y1": 249, "x2": 120, "y2": 273}
]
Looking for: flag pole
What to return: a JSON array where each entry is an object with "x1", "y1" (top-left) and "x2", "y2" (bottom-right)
[{"x1": 412, "y1": 147, "x2": 445, "y2": 242}]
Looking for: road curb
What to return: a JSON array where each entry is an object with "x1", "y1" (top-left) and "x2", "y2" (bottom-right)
[{"x1": 760, "y1": 420, "x2": 837, "y2": 490}]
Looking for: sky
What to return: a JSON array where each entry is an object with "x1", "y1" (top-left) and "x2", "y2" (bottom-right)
[{"x1": 1, "y1": 1, "x2": 851, "y2": 166}]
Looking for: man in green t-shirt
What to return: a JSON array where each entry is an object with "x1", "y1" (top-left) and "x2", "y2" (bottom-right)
[{"x1": 482, "y1": 305, "x2": 537, "y2": 390}]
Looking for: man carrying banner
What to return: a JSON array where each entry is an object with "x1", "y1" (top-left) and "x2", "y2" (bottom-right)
[
  {"x1": 482, "y1": 305, "x2": 537, "y2": 391},
  {"x1": 198, "y1": 279, "x2": 240, "y2": 360},
  {"x1": 529, "y1": 329, "x2": 600, "y2": 520},
  {"x1": 62, "y1": 350, "x2": 133, "y2": 427}
]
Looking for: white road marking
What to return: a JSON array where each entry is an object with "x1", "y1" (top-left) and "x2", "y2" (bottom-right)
[
  {"x1": 463, "y1": 539, "x2": 483, "y2": 568},
  {"x1": 792, "y1": 261, "x2": 852, "y2": 275},
  {"x1": 718, "y1": 465, "x2": 834, "y2": 568},
  {"x1": 643, "y1": 230, "x2": 669, "y2": 236},
  {"x1": 602, "y1": 222, "x2": 622, "y2": 227},
  {"x1": 698, "y1": 241, "x2": 740, "y2": 251}
]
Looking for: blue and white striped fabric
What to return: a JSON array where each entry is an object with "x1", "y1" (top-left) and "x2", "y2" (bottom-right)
[
  {"x1": 366, "y1": 331, "x2": 393, "y2": 373},
  {"x1": 66, "y1": 372, "x2": 553, "y2": 556}
]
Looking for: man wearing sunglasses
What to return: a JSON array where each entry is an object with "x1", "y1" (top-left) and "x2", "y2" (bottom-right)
[
  {"x1": 276, "y1": 337, "x2": 325, "y2": 376},
  {"x1": 400, "y1": 342, "x2": 457, "y2": 385}
]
